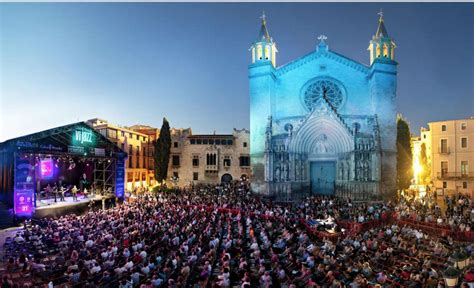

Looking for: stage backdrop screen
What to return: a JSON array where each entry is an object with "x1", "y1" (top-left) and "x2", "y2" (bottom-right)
[{"x1": 39, "y1": 159, "x2": 54, "y2": 179}]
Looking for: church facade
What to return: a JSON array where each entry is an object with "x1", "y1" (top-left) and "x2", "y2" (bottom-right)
[{"x1": 249, "y1": 13, "x2": 398, "y2": 200}]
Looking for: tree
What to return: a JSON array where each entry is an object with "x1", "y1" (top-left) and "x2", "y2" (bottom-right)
[
  {"x1": 419, "y1": 142, "x2": 430, "y2": 185},
  {"x1": 154, "y1": 118, "x2": 171, "y2": 184},
  {"x1": 396, "y1": 115, "x2": 413, "y2": 191}
]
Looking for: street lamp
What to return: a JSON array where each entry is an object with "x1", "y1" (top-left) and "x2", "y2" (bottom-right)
[
  {"x1": 443, "y1": 267, "x2": 461, "y2": 288},
  {"x1": 452, "y1": 250, "x2": 470, "y2": 270},
  {"x1": 170, "y1": 176, "x2": 179, "y2": 187}
]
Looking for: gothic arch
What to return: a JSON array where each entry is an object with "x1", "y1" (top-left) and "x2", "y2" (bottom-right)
[{"x1": 289, "y1": 114, "x2": 353, "y2": 156}]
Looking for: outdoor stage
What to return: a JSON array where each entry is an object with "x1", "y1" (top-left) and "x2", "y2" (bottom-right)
[
  {"x1": 34, "y1": 194, "x2": 115, "y2": 218},
  {"x1": 0, "y1": 122, "x2": 126, "y2": 219}
]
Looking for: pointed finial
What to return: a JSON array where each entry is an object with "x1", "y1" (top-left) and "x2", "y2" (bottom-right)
[
  {"x1": 260, "y1": 11, "x2": 266, "y2": 22},
  {"x1": 318, "y1": 35, "x2": 328, "y2": 43},
  {"x1": 378, "y1": 9, "x2": 384, "y2": 21}
]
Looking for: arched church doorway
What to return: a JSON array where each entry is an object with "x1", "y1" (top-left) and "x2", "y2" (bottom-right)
[{"x1": 221, "y1": 173, "x2": 233, "y2": 183}]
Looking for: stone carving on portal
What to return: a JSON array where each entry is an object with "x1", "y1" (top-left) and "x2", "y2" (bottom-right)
[{"x1": 312, "y1": 134, "x2": 335, "y2": 154}]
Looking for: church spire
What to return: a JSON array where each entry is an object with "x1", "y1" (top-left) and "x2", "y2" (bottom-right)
[
  {"x1": 250, "y1": 11, "x2": 277, "y2": 67},
  {"x1": 368, "y1": 9, "x2": 396, "y2": 65},
  {"x1": 375, "y1": 9, "x2": 389, "y2": 38},
  {"x1": 258, "y1": 11, "x2": 271, "y2": 42}
]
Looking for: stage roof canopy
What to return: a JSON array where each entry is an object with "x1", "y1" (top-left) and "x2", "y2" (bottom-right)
[{"x1": 0, "y1": 122, "x2": 126, "y2": 158}]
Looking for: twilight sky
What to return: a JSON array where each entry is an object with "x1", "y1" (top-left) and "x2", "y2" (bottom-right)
[{"x1": 1, "y1": 3, "x2": 473, "y2": 141}]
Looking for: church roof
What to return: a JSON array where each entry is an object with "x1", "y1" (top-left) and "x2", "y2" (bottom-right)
[
  {"x1": 375, "y1": 13, "x2": 389, "y2": 38},
  {"x1": 257, "y1": 13, "x2": 271, "y2": 42},
  {"x1": 276, "y1": 49, "x2": 369, "y2": 77}
]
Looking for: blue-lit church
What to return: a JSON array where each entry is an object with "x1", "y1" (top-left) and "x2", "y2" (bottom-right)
[{"x1": 249, "y1": 12, "x2": 397, "y2": 200}]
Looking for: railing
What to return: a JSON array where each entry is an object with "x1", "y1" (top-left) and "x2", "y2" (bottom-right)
[
  {"x1": 205, "y1": 165, "x2": 218, "y2": 171},
  {"x1": 438, "y1": 147, "x2": 450, "y2": 154},
  {"x1": 437, "y1": 172, "x2": 474, "y2": 179}
]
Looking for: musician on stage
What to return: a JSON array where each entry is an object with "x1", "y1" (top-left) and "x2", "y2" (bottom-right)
[
  {"x1": 44, "y1": 184, "x2": 52, "y2": 201},
  {"x1": 59, "y1": 186, "x2": 66, "y2": 202},
  {"x1": 53, "y1": 184, "x2": 58, "y2": 203},
  {"x1": 72, "y1": 185, "x2": 78, "y2": 202}
]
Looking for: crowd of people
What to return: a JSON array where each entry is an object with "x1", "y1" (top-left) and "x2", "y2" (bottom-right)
[
  {"x1": 395, "y1": 194, "x2": 473, "y2": 232},
  {"x1": 1, "y1": 181, "x2": 472, "y2": 288}
]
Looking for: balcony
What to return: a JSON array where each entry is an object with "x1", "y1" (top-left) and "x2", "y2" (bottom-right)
[
  {"x1": 438, "y1": 147, "x2": 450, "y2": 154},
  {"x1": 205, "y1": 165, "x2": 218, "y2": 172},
  {"x1": 437, "y1": 172, "x2": 474, "y2": 179}
]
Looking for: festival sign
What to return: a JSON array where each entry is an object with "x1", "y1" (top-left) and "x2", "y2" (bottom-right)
[
  {"x1": 14, "y1": 189, "x2": 35, "y2": 216},
  {"x1": 72, "y1": 127, "x2": 96, "y2": 147},
  {"x1": 14, "y1": 155, "x2": 35, "y2": 217},
  {"x1": 115, "y1": 154, "x2": 125, "y2": 199}
]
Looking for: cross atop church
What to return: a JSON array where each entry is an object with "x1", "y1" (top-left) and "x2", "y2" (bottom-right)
[
  {"x1": 378, "y1": 9, "x2": 384, "y2": 20},
  {"x1": 260, "y1": 11, "x2": 266, "y2": 21},
  {"x1": 318, "y1": 35, "x2": 328, "y2": 42}
]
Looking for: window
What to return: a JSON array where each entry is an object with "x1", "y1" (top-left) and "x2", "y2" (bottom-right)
[
  {"x1": 193, "y1": 172, "x2": 199, "y2": 181},
  {"x1": 461, "y1": 137, "x2": 467, "y2": 148},
  {"x1": 463, "y1": 182, "x2": 468, "y2": 189},
  {"x1": 136, "y1": 134, "x2": 139, "y2": 140},
  {"x1": 461, "y1": 123, "x2": 467, "y2": 130},
  {"x1": 257, "y1": 45, "x2": 262, "y2": 60},
  {"x1": 441, "y1": 125, "x2": 446, "y2": 132},
  {"x1": 443, "y1": 181, "x2": 447, "y2": 189},
  {"x1": 243, "y1": 142, "x2": 248, "y2": 148},
  {"x1": 190, "y1": 139, "x2": 196, "y2": 144},
  {"x1": 215, "y1": 139, "x2": 221, "y2": 145},
  {"x1": 129, "y1": 144, "x2": 133, "y2": 169},
  {"x1": 174, "y1": 142, "x2": 178, "y2": 148},
  {"x1": 206, "y1": 153, "x2": 217, "y2": 166},
  {"x1": 441, "y1": 161, "x2": 448, "y2": 177},
  {"x1": 143, "y1": 147, "x2": 147, "y2": 157},
  {"x1": 203, "y1": 139, "x2": 208, "y2": 145},
  {"x1": 304, "y1": 79, "x2": 344, "y2": 111},
  {"x1": 196, "y1": 139, "x2": 202, "y2": 145},
  {"x1": 265, "y1": 45, "x2": 270, "y2": 60},
  {"x1": 239, "y1": 156, "x2": 250, "y2": 167},
  {"x1": 423, "y1": 135, "x2": 426, "y2": 139},
  {"x1": 136, "y1": 147, "x2": 140, "y2": 168},
  {"x1": 192, "y1": 156, "x2": 199, "y2": 167},
  {"x1": 440, "y1": 139, "x2": 448, "y2": 153},
  {"x1": 173, "y1": 172, "x2": 179, "y2": 179},
  {"x1": 209, "y1": 139, "x2": 214, "y2": 145},
  {"x1": 382, "y1": 44, "x2": 389, "y2": 57},
  {"x1": 121, "y1": 143, "x2": 124, "y2": 151},
  {"x1": 461, "y1": 161, "x2": 468, "y2": 176},
  {"x1": 129, "y1": 133, "x2": 132, "y2": 138},
  {"x1": 227, "y1": 140, "x2": 233, "y2": 145},
  {"x1": 172, "y1": 155, "x2": 180, "y2": 166},
  {"x1": 223, "y1": 156, "x2": 231, "y2": 167}
]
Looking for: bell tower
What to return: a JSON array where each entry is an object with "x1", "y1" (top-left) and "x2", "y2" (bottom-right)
[
  {"x1": 249, "y1": 12, "x2": 277, "y2": 195},
  {"x1": 368, "y1": 10, "x2": 396, "y2": 65},
  {"x1": 249, "y1": 12, "x2": 277, "y2": 67},
  {"x1": 368, "y1": 10, "x2": 398, "y2": 197}
]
